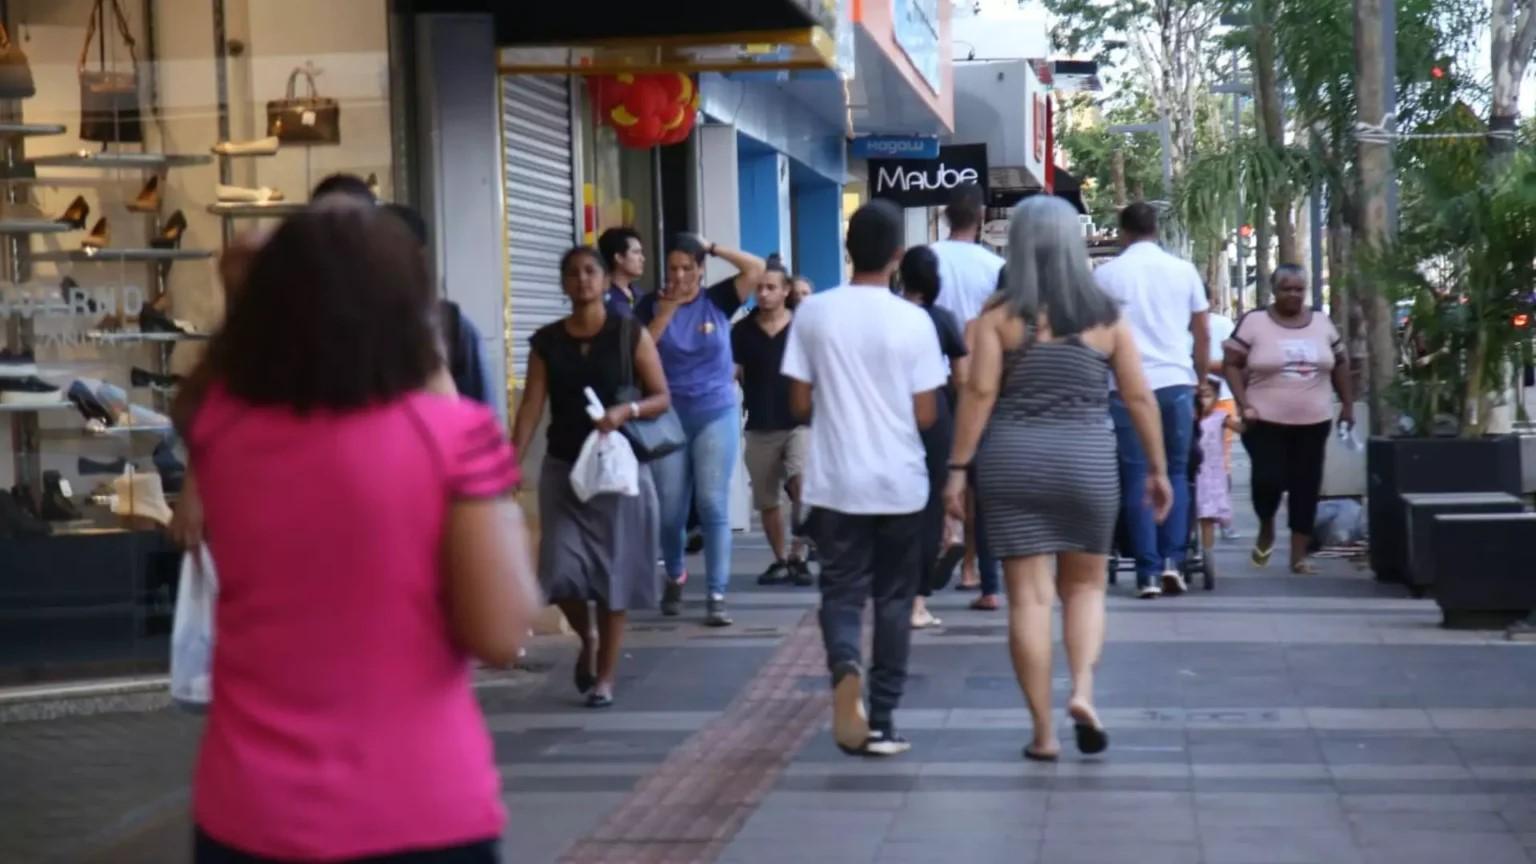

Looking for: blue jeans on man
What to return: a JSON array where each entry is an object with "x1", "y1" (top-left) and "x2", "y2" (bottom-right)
[{"x1": 1109, "y1": 385, "x2": 1194, "y2": 591}]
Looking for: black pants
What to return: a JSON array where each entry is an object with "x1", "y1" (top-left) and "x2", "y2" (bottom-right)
[
  {"x1": 1240, "y1": 420, "x2": 1331, "y2": 535},
  {"x1": 917, "y1": 396, "x2": 955, "y2": 597},
  {"x1": 811, "y1": 508, "x2": 923, "y2": 728},
  {"x1": 195, "y1": 829, "x2": 499, "y2": 864}
]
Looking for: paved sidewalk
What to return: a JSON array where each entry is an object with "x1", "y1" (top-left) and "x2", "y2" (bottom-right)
[{"x1": 5, "y1": 505, "x2": 1536, "y2": 862}]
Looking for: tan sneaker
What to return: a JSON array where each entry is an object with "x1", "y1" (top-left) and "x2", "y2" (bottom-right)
[{"x1": 832, "y1": 662, "x2": 870, "y2": 754}]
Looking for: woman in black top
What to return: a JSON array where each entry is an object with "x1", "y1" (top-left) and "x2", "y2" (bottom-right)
[
  {"x1": 510, "y1": 246, "x2": 671, "y2": 708},
  {"x1": 898, "y1": 246, "x2": 970, "y2": 629}
]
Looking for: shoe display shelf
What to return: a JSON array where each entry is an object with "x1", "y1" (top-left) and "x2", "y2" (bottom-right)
[
  {"x1": 86, "y1": 330, "x2": 210, "y2": 344},
  {"x1": 206, "y1": 200, "x2": 305, "y2": 218},
  {"x1": 3, "y1": 129, "x2": 192, "y2": 543},
  {"x1": 31, "y1": 248, "x2": 214, "y2": 263}
]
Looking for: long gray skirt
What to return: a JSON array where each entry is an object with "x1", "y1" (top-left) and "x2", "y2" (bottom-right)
[{"x1": 538, "y1": 457, "x2": 660, "y2": 612}]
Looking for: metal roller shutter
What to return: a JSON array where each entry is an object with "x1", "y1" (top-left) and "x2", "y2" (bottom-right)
[{"x1": 501, "y1": 74, "x2": 577, "y2": 383}]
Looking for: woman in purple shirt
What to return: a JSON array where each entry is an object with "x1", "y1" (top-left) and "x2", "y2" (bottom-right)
[{"x1": 636, "y1": 234, "x2": 765, "y2": 626}]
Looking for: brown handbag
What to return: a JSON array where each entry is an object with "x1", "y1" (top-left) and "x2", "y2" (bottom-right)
[
  {"x1": 0, "y1": 21, "x2": 35, "y2": 100},
  {"x1": 266, "y1": 67, "x2": 340, "y2": 145},
  {"x1": 78, "y1": 0, "x2": 142, "y2": 143}
]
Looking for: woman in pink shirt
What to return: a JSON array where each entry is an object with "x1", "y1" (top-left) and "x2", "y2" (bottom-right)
[
  {"x1": 175, "y1": 208, "x2": 540, "y2": 863},
  {"x1": 1224, "y1": 265, "x2": 1354, "y2": 574}
]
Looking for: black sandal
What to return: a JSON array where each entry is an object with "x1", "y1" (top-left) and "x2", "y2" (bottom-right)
[
  {"x1": 1023, "y1": 746, "x2": 1059, "y2": 762},
  {"x1": 1069, "y1": 702, "x2": 1109, "y2": 755},
  {"x1": 1073, "y1": 722, "x2": 1108, "y2": 755},
  {"x1": 573, "y1": 654, "x2": 595, "y2": 696}
]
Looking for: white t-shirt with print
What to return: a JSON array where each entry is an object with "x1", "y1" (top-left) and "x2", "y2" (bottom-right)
[
  {"x1": 781, "y1": 284, "x2": 948, "y2": 515},
  {"x1": 1093, "y1": 241, "x2": 1210, "y2": 390},
  {"x1": 931, "y1": 239, "x2": 1006, "y2": 324}
]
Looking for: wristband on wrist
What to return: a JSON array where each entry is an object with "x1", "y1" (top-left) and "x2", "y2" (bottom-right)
[
  {"x1": 708, "y1": 242, "x2": 717, "y2": 256},
  {"x1": 947, "y1": 463, "x2": 970, "y2": 472},
  {"x1": 629, "y1": 402, "x2": 640, "y2": 420}
]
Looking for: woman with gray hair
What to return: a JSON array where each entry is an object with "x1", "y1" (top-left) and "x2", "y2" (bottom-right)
[{"x1": 945, "y1": 196, "x2": 1172, "y2": 761}]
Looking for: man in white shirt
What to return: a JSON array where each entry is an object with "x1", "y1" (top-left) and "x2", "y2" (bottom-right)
[
  {"x1": 1093, "y1": 203, "x2": 1210, "y2": 598},
  {"x1": 782, "y1": 199, "x2": 947, "y2": 758},
  {"x1": 931, "y1": 183, "x2": 1005, "y2": 325}
]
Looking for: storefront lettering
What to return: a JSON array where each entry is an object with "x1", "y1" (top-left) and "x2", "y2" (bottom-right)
[{"x1": 875, "y1": 163, "x2": 980, "y2": 193}]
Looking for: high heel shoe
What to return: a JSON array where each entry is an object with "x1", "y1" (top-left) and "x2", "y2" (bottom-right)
[
  {"x1": 150, "y1": 210, "x2": 187, "y2": 250},
  {"x1": 127, "y1": 175, "x2": 161, "y2": 214},
  {"x1": 56, "y1": 195, "x2": 89, "y2": 229},
  {"x1": 81, "y1": 217, "x2": 110, "y2": 250}
]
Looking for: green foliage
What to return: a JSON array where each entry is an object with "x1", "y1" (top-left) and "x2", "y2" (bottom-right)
[
  {"x1": 1058, "y1": 99, "x2": 1169, "y2": 224},
  {"x1": 1368, "y1": 108, "x2": 1536, "y2": 436}
]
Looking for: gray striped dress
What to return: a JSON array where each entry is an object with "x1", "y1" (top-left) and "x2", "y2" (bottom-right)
[{"x1": 974, "y1": 336, "x2": 1120, "y2": 558}]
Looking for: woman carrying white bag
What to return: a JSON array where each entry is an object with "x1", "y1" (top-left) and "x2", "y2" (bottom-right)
[{"x1": 511, "y1": 246, "x2": 671, "y2": 709}]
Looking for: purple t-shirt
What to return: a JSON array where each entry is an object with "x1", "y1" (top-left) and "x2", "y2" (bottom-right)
[{"x1": 636, "y1": 277, "x2": 743, "y2": 417}]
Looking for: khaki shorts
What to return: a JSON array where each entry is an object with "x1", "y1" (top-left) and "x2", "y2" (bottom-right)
[{"x1": 744, "y1": 427, "x2": 808, "y2": 512}]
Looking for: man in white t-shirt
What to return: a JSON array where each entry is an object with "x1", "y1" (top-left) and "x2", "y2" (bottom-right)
[
  {"x1": 931, "y1": 183, "x2": 1005, "y2": 325},
  {"x1": 782, "y1": 199, "x2": 947, "y2": 759},
  {"x1": 1094, "y1": 203, "x2": 1210, "y2": 599}
]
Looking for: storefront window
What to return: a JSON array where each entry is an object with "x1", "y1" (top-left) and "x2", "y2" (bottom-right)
[
  {"x1": 575, "y1": 78, "x2": 658, "y2": 284},
  {"x1": 0, "y1": 0, "x2": 396, "y2": 684}
]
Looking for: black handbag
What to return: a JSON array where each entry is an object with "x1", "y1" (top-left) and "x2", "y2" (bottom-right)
[
  {"x1": 78, "y1": 0, "x2": 142, "y2": 143},
  {"x1": 0, "y1": 21, "x2": 35, "y2": 99},
  {"x1": 616, "y1": 317, "x2": 686, "y2": 462},
  {"x1": 266, "y1": 66, "x2": 341, "y2": 145}
]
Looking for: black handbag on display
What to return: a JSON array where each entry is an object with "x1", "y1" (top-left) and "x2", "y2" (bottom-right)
[
  {"x1": 78, "y1": 0, "x2": 143, "y2": 143},
  {"x1": 616, "y1": 317, "x2": 686, "y2": 462},
  {"x1": 0, "y1": 21, "x2": 35, "y2": 99},
  {"x1": 266, "y1": 66, "x2": 341, "y2": 145}
]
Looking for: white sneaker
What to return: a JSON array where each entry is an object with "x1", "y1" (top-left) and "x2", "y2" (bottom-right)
[
  {"x1": 211, "y1": 136, "x2": 279, "y2": 157},
  {"x1": 216, "y1": 183, "x2": 285, "y2": 204},
  {"x1": 1137, "y1": 582, "x2": 1162, "y2": 599},
  {"x1": 1161, "y1": 569, "x2": 1188, "y2": 596}
]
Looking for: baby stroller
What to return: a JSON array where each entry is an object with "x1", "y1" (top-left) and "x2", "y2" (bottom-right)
[{"x1": 1107, "y1": 417, "x2": 1216, "y2": 591}]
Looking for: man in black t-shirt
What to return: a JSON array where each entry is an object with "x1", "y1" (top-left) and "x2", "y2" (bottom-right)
[{"x1": 733, "y1": 261, "x2": 812, "y2": 586}]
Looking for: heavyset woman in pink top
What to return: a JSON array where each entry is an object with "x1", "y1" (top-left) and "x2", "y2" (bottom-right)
[
  {"x1": 176, "y1": 208, "x2": 539, "y2": 863},
  {"x1": 1223, "y1": 264, "x2": 1354, "y2": 575}
]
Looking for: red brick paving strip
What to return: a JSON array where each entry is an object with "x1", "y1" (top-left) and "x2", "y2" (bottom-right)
[{"x1": 559, "y1": 611, "x2": 830, "y2": 864}]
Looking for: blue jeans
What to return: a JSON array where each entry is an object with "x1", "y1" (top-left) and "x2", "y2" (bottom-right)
[
  {"x1": 1110, "y1": 386, "x2": 1194, "y2": 587},
  {"x1": 652, "y1": 403, "x2": 740, "y2": 596}
]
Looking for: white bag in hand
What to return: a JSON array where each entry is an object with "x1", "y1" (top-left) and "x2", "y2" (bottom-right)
[
  {"x1": 570, "y1": 386, "x2": 640, "y2": 502},
  {"x1": 170, "y1": 544, "x2": 217, "y2": 712}
]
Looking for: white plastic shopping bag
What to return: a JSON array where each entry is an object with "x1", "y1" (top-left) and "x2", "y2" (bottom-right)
[
  {"x1": 569, "y1": 386, "x2": 640, "y2": 502},
  {"x1": 170, "y1": 544, "x2": 217, "y2": 712}
]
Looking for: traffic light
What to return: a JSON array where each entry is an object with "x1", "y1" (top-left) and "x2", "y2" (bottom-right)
[
  {"x1": 1238, "y1": 224, "x2": 1254, "y2": 238},
  {"x1": 1430, "y1": 65, "x2": 1445, "y2": 80},
  {"x1": 1515, "y1": 312, "x2": 1530, "y2": 329}
]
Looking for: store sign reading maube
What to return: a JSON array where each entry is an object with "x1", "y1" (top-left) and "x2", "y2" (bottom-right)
[{"x1": 868, "y1": 143, "x2": 989, "y2": 207}]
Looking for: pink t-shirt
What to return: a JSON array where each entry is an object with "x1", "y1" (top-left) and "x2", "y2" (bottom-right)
[
  {"x1": 1225, "y1": 308, "x2": 1342, "y2": 425},
  {"x1": 190, "y1": 385, "x2": 517, "y2": 860}
]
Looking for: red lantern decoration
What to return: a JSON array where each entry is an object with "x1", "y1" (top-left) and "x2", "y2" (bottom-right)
[{"x1": 589, "y1": 72, "x2": 698, "y2": 150}]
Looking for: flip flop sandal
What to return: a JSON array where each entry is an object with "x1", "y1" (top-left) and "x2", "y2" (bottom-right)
[
  {"x1": 970, "y1": 595, "x2": 1000, "y2": 611},
  {"x1": 1023, "y1": 746, "x2": 1060, "y2": 762},
  {"x1": 574, "y1": 657, "x2": 596, "y2": 696},
  {"x1": 1073, "y1": 722, "x2": 1109, "y2": 755},
  {"x1": 1251, "y1": 545, "x2": 1274, "y2": 567},
  {"x1": 1290, "y1": 561, "x2": 1318, "y2": 575}
]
